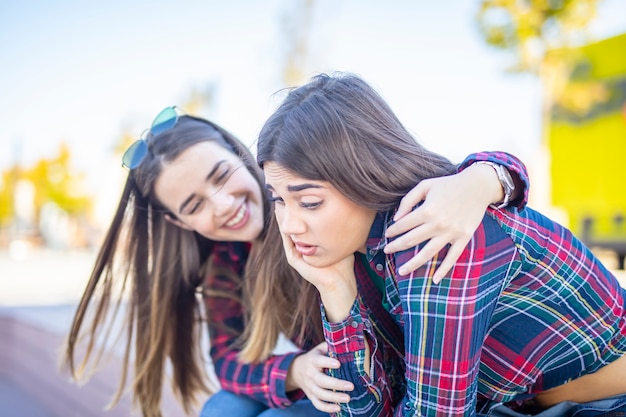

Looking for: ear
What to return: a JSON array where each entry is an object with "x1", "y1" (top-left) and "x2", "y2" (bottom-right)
[{"x1": 164, "y1": 213, "x2": 194, "y2": 231}]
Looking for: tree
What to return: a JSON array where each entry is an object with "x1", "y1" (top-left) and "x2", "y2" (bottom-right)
[
  {"x1": 280, "y1": 0, "x2": 316, "y2": 86},
  {"x1": 0, "y1": 142, "x2": 93, "y2": 247},
  {"x1": 476, "y1": 0, "x2": 602, "y2": 142},
  {"x1": 22, "y1": 142, "x2": 92, "y2": 223},
  {"x1": 0, "y1": 166, "x2": 18, "y2": 228},
  {"x1": 477, "y1": 0, "x2": 600, "y2": 73}
]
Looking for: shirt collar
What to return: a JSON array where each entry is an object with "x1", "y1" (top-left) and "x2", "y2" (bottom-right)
[{"x1": 365, "y1": 209, "x2": 395, "y2": 261}]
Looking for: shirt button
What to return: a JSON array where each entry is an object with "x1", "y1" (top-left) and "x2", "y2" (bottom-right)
[
  {"x1": 282, "y1": 401, "x2": 291, "y2": 407},
  {"x1": 351, "y1": 321, "x2": 359, "y2": 328},
  {"x1": 369, "y1": 249, "x2": 376, "y2": 255},
  {"x1": 376, "y1": 264, "x2": 384, "y2": 271}
]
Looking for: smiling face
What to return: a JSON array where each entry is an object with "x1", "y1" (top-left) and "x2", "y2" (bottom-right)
[
  {"x1": 154, "y1": 141, "x2": 264, "y2": 242},
  {"x1": 264, "y1": 162, "x2": 376, "y2": 268}
]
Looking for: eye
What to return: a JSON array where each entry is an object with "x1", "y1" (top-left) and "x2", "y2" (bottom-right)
[
  {"x1": 215, "y1": 167, "x2": 230, "y2": 184},
  {"x1": 301, "y1": 200, "x2": 322, "y2": 209},
  {"x1": 187, "y1": 199, "x2": 204, "y2": 215},
  {"x1": 269, "y1": 195, "x2": 284, "y2": 205}
]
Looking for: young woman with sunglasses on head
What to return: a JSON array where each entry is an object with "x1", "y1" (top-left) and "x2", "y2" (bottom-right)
[
  {"x1": 254, "y1": 73, "x2": 626, "y2": 417},
  {"x1": 63, "y1": 107, "x2": 530, "y2": 417}
]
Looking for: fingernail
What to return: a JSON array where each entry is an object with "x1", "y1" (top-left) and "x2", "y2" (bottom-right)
[
  {"x1": 398, "y1": 267, "x2": 407, "y2": 276},
  {"x1": 344, "y1": 383, "x2": 354, "y2": 391}
]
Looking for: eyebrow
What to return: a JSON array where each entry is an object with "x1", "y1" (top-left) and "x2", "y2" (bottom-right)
[
  {"x1": 178, "y1": 160, "x2": 227, "y2": 214},
  {"x1": 264, "y1": 183, "x2": 323, "y2": 192}
]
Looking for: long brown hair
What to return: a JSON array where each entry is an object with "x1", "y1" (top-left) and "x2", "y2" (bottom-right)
[
  {"x1": 64, "y1": 115, "x2": 270, "y2": 416},
  {"x1": 245, "y1": 73, "x2": 456, "y2": 357},
  {"x1": 240, "y1": 214, "x2": 323, "y2": 362}
]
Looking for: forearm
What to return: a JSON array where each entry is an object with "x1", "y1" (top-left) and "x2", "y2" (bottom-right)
[
  {"x1": 458, "y1": 151, "x2": 530, "y2": 209},
  {"x1": 322, "y1": 299, "x2": 396, "y2": 417},
  {"x1": 318, "y1": 282, "x2": 371, "y2": 377},
  {"x1": 318, "y1": 279, "x2": 358, "y2": 325},
  {"x1": 211, "y1": 340, "x2": 304, "y2": 407},
  {"x1": 205, "y1": 276, "x2": 302, "y2": 406}
]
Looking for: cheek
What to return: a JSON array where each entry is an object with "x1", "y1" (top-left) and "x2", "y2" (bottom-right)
[
  {"x1": 186, "y1": 216, "x2": 217, "y2": 236},
  {"x1": 273, "y1": 206, "x2": 284, "y2": 227}
]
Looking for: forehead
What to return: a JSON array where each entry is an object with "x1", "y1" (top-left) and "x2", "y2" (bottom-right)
[
  {"x1": 163, "y1": 141, "x2": 237, "y2": 175},
  {"x1": 263, "y1": 162, "x2": 302, "y2": 185},
  {"x1": 154, "y1": 141, "x2": 239, "y2": 203}
]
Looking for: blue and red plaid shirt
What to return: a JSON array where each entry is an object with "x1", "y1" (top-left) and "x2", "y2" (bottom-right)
[
  {"x1": 203, "y1": 241, "x2": 314, "y2": 408},
  {"x1": 201, "y1": 152, "x2": 531, "y2": 410},
  {"x1": 323, "y1": 152, "x2": 626, "y2": 416}
]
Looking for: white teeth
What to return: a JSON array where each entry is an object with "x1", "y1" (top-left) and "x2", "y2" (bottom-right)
[{"x1": 225, "y1": 204, "x2": 246, "y2": 227}]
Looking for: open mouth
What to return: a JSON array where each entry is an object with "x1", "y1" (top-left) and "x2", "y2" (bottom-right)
[
  {"x1": 225, "y1": 202, "x2": 248, "y2": 228},
  {"x1": 293, "y1": 241, "x2": 317, "y2": 256}
]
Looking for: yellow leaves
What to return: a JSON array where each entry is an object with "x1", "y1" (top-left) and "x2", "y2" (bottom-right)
[
  {"x1": 476, "y1": 0, "x2": 601, "y2": 74},
  {"x1": 0, "y1": 141, "x2": 92, "y2": 226}
]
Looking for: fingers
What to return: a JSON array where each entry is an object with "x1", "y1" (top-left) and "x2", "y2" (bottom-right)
[
  {"x1": 394, "y1": 237, "x2": 467, "y2": 283},
  {"x1": 304, "y1": 363, "x2": 353, "y2": 414},
  {"x1": 395, "y1": 234, "x2": 448, "y2": 276},
  {"x1": 384, "y1": 219, "x2": 432, "y2": 253},
  {"x1": 278, "y1": 230, "x2": 296, "y2": 262},
  {"x1": 385, "y1": 208, "x2": 425, "y2": 240},
  {"x1": 313, "y1": 341, "x2": 328, "y2": 353},
  {"x1": 310, "y1": 398, "x2": 342, "y2": 414},
  {"x1": 313, "y1": 373, "x2": 354, "y2": 394},
  {"x1": 432, "y1": 242, "x2": 465, "y2": 284},
  {"x1": 394, "y1": 181, "x2": 428, "y2": 221},
  {"x1": 313, "y1": 354, "x2": 341, "y2": 370},
  {"x1": 308, "y1": 374, "x2": 353, "y2": 414}
]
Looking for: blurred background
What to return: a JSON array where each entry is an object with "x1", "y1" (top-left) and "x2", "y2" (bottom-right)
[{"x1": 1, "y1": 0, "x2": 625, "y2": 416}]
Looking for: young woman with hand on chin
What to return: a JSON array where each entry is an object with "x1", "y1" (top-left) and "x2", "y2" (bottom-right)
[
  {"x1": 63, "y1": 107, "x2": 528, "y2": 417},
  {"x1": 254, "y1": 73, "x2": 626, "y2": 417}
]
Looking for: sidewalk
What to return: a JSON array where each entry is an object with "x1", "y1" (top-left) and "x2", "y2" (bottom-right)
[
  {"x1": 0, "y1": 248, "x2": 194, "y2": 417},
  {"x1": 0, "y1": 376, "x2": 55, "y2": 417}
]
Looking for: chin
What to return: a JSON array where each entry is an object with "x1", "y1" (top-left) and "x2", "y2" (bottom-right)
[
  {"x1": 302, "y1": 255, "x2": 338, "y2": 269},
  {"x1": 249, "y1": 222, "x2": 264, "y2": 240}
]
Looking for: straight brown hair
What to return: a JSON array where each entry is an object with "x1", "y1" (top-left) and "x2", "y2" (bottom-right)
[
  {"x1": 243, "y1": 73, "x2": 456, "y2": 360},
  {"x1": 63, "y1": 115, "x2": 283, "y2": 416}
]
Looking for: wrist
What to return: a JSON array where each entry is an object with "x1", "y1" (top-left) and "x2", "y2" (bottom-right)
[
  {"x1": 285, "y1": 354, "x2": 302, "y2": 392},
  {"x1": 472, "y1": 161, "x2": 515, "y2": 208},
  {"x1": 318, "y1": 280, "x2": 357, "y2": 323}
]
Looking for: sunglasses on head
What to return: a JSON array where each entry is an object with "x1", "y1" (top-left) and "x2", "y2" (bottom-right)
[{"x1": 122, "y1": 106, "x2": 181, "y2": 170}]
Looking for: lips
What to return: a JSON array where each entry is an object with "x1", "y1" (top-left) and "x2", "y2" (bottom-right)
[
  {"x1": 292, "y1": 239, "x2": 317, "y2": 256},
  {"x1": 224, "y1": 202, "x2": 248, "y2": 229}
]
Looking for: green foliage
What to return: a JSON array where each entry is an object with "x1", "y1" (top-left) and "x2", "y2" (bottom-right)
[
  {"x1": 476, "y1": 0, "x2": 600, "y2": 73},
  {"x1": 0, "y1": 168, "x2": 18, "y2": 226},
  {"x1": 280, "y1": 0, "x2": 315, "y2": 86},
  {"x1": 0, "y1": 142, "x2": 92, "y2": 227}
]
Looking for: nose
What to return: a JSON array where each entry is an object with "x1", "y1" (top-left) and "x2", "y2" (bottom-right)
[
  {"x1": 209, "y1": 188, "x2": 235, "y2": 217},
  {"x1": 276, "y1": 206, "x2": 306, "y2": 236}
]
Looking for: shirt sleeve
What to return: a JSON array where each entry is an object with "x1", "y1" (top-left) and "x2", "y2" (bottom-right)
[
  {"x1": 204, "y1": 242, "x2": 305, "y2": 408},
  {"x1": 456, "y1": 151, "x2": 530, "y2": 210},
  {"x1": 393, "y1": 215, "x2": 519, "y2": 416},
  {"x1": 322, "y1": 297, "x2": 396, "y2": 417}
]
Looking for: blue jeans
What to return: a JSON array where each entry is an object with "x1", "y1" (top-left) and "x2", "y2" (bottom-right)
[
  {"x1": 478, "y1": 394, "x2": 626, "y2": 416},
  {"x1": 199, "y1": 390, "x2": 330, "y2": 417}
]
